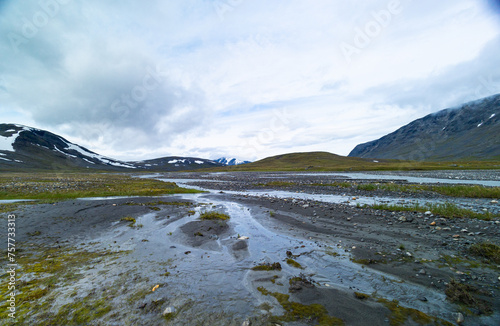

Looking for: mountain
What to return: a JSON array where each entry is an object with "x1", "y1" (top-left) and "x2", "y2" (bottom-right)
[
  {"x1": 0, "y1": 124, "x2": 223, "y2": 171},
  {"x1": 214, "y1": 157, "x2": 251, "y2": 166},
  {"x1": 348, "y1": 94, "x2": 500, "y2": 161},
  {"x1": 132, "y1": 157, "x2": 222, "y2": 171},
  {"x1": 221, "y1": 151, "x2": 396, "y2": 171}
]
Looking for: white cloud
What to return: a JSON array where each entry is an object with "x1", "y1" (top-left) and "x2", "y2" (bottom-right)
[{"x1": 0, "y1": 0, "x2": 499, "y2": 161}]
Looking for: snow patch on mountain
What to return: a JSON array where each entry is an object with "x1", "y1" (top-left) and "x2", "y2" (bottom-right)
[{"x1": 215, "y1": 157, "x2": 251, "y2": 166}]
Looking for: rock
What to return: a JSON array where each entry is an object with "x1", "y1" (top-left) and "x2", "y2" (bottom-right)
[
  {"x1": 302, "y1": 204, "x2": 309, "y2": 208},
  {"x1": 430, "y1": 221, "x2": 436, "y2": 226},
  {"x1": 435, "y1": 226, "x2": 442, "y2": 231},
  {"x1": 452, "y1": 234, "x2": 460, "y2": 238},
  {"x1": 424, "y1": 211, "x2": 432, "y2": 216},
  {"x1": 406, "y1": 252, "x2": 412, "y2": 257},
  {"x1": 455, "y1": 312, "x2": 464, "y2": 324},
  {"x1": 491, "y1": 200, "x2": 498, "y2": 204},
  {"x1": 418, "y1": 296, "x2": 427, "y2": 302},
  {"x1": 238, "y1": 236, "x2": 249, "y2": 240},
  {"x1": 163, "y1": 306, "x2": 176, "y2": 316},
  {"x1": 184, "y1": 251, "x2": 191, "y2": 255},
  {"x1": 398, "y1": 216, "x2": 407, "y2": 222},
  {"x1": 419, "y1": 269, "x2": 426, "y2": 275},
  {"x1": 241, "y1": 320, "x2": 251, "y2": 326}
]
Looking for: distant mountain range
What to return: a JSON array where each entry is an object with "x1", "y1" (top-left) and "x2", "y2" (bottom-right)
[
  {"x1": 349, "y1": 94, "x2": 500, "y2": 161},
  {"x1": 214, "y1": 157, "x2": 251, "y2": 166},
  {"x1": 0, "y1": 124, "x2": 222, "y2": 171}
]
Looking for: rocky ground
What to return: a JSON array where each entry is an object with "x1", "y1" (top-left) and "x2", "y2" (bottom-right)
[{"x1": 1, "y1": 170, "x2": 499, "y2": 325}]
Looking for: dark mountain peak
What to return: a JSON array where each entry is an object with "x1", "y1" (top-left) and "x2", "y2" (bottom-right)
[{"x1": 348, "y1": 94, "x2": 500, "y2": 161}]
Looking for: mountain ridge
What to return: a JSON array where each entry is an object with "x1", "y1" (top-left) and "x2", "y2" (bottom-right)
[
  {"x1": 348, "y1": 94, "x2": 500, "y2": 161},
  {"x1": 0, "y1": 123, "x2": 222, "y2": 171}
]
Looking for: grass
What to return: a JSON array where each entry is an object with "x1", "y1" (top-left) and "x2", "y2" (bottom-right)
[
  {"x1": 197, "y1": 151, "x2": 500, "y2": 172},
  {"x1": 0, "y1": 173, "x2": 202, "y2": 200},
  {"x1": 120, "y1": 216, "x2": 136, "y2": 227},
  {"x1": 199, "y1": 211, "x2": 230, "y2": 220},
  {"x1": 0, "y1": 245, "x2": 127, "y2": 324},
  {"x1": 468, "y1": 242, "x2": 500, "y2": 264},
  {"x1": 445, "y1": 279, "x2": 492, "y2": 315},
  {"x1": 377, "y1": 298, "x2": 453, "y2": 326},
  {"x1": 257, "y1": 286, "x2": 344, "y2": 325},
  {"x1": 319, "y1": 181, "x2": 500, "y2": 199},
  {"x1": 252, "y1": 262, "x2": 282, "y2": 271},
  {"x1": 286, "y1": 258, "x2": 303, "y2": 269},
  {"x1": 368, "y1": 202, "x2": 498, "y2": 220}
]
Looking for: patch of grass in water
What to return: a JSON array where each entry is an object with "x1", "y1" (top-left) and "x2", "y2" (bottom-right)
[
  {"x1": 0, "y1": 245, "x2": 127, "y2": 323},
  {"x1": 257, "y1": 286, "x2": 344, "y2": 325},
  {"x1": 252, "y1": 262, "x2": 282, "y2": 271},
  {"x1": 199, "y1": 211, "x2": 230, "y2": 220},
  {"x1": 286, "y1": 258, "x2": 303, "y2": 269},
  {"x1": 468, "y1": 242, "x2": 500, "y2": 264},
  {"x1": 120, "y1": 216, "x2": 136, "y2": 227},
  {"x1": 445, "y1": 279, "x2": 492, "y2": 315},
  {"x1": 377, "y1": 298, "x2": 453, "y2": 326}
]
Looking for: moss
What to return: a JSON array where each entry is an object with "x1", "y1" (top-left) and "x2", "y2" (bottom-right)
[
  {"x1": 377, "y1": 298, "x2": 453, "y2": 326},
  {"x1": 445, "y1": 279, "x2": 492, "y2": 315},
  {"x1": 120, "y1": 216, "x2": 136, "y2": 227},
  {"x1": 469, "y1": 242, "x2": 500, "y2": 264},
  {"x1": 257, "y1": 287, "x2": 344, "y2": 325},
  {"x1": 199, "y1": 211, "x2": 230, "y2": 220},
  {"x1": 354, "y1": 292, "x2": 369, "y2": 300},
  {"x1": 325, "y1": 251, "x2": 339, "y2": 257},
  {"x1": 286, "y1": 258, "x2": 303, "y2": 269},
  {"x1": 0, "y1": 245, "x2": 126, "y2": 323},
  {"x1": 252, "y1": 262, "x2": 282, "y2": 271}
]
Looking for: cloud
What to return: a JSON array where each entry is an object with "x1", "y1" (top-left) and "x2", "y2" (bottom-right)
[{"x1": 0, "y1": 0, "x2": 499, "y2": 161}]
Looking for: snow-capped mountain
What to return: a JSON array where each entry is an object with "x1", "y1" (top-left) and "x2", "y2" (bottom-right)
[
  {"x1": 214, "y1": 157, "x2": 251, "y2": 166},
  {"x1": 0, "y1": 124, "x2": 223, "y2": 171},
  {"x1": 131, "y1": 156, "x2": 222, "y2": 171}
]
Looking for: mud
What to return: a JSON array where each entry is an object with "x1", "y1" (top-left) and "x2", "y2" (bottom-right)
[{"x1": 1, "y1": 171, "x2": 499, "y2": 325}]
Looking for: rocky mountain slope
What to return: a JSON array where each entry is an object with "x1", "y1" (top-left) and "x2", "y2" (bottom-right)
[
  {"x1": 0, "y1": 124, "x2": 222, "y2": 171},
  {"x1": 349, "y1": 94, "x2": 500, "y2": 161}
]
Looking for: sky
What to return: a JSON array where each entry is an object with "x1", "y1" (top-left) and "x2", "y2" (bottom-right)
[{"x1": 1, "y1": 0, "x2": 500, "y2": 162}]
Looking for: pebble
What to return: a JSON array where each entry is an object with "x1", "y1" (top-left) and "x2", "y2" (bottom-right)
[
  {"x1": 430, "y1": 221, "x2": 436, "y2": 226},
  {"x1": 419, "y1": 269, "x2": 426, "y2": 275},
  {"x1": 491, "y1": 200, "x2": 498, "y2": 204},
  {"x1": 163, "y1": 306, "x2": 176, "y2": 316},
  {"x1": 418, "y1": 296, "x2": 427, "y2": 302},
  {"x1": 398, "y1": 216, "x2": 407, "y2": 222},
  {"x1": 455, "y1": 312, "x2": 464, "y2": 324},
  {"x1": 424, "y1": 211, "x2": 432, "y2": 216}
]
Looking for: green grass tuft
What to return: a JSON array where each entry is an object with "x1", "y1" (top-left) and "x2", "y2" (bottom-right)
[{"x1": 199, "y1": 211, "x2": 230, "y2": 220}]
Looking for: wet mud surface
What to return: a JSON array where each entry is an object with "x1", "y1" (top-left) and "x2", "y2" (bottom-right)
[{"x1": 1, "y1": 171, "x2": 499, "y2": 325}]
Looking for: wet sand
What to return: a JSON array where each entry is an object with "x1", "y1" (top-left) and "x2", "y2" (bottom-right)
[{"x1": 1, "y1": 171, "x2": 499, "y2": 325}]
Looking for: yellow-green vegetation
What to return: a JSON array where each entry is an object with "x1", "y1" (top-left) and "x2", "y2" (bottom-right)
[
  {"x1": 445, "y1": 279, "x2": 492, "y2": 315},
  {"x1": 286, "y1": 258, "x2": 303, "y2": 269},
  {"x1": 354, "y1": 292, "x2": 370, "y2": 300},
  {"x1": 120, "y1": 216, "x2": 136, "y2": 227},
  {"x1": 257, "y1": 287, "x2": 344, "y2": 325},
  {"x1": 252, "y1": 262, "x2": 282, "y2": 271},
  {"x1": 198, "y1": 151, "x2": 500, "y2": 172},
  {"x1": 199, "y1": 211, "x2": 230, "y2": 220},
  {"x1": 0, "y1": 245, "x2": 127, "y2": 324},
  {"x1": 356, "y1": 183, "x2": 500, "y2": 199},
  {"x1": 368, "y1": 202, "x2": 498, "y2": 220},
  {"x1": 123, "y1": 200, "x2": 192, "y2": 211},
  {"x1": 257, "y1": 181, "x2": 296, "y2": 187},
  {"x1": 468, "y1": 242, "x2": 500, "y2": 264},
  {"x1": 377, "y1": 298, "x2": 453, "y2": 326},
  {"x1": 0, "y1": 173, "x2": 201, "y2": 200}
]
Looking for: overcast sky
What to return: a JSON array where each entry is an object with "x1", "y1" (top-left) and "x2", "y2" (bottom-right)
[{"x1": 1, "y1": 0, "x2": 500, "y2": 161}]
